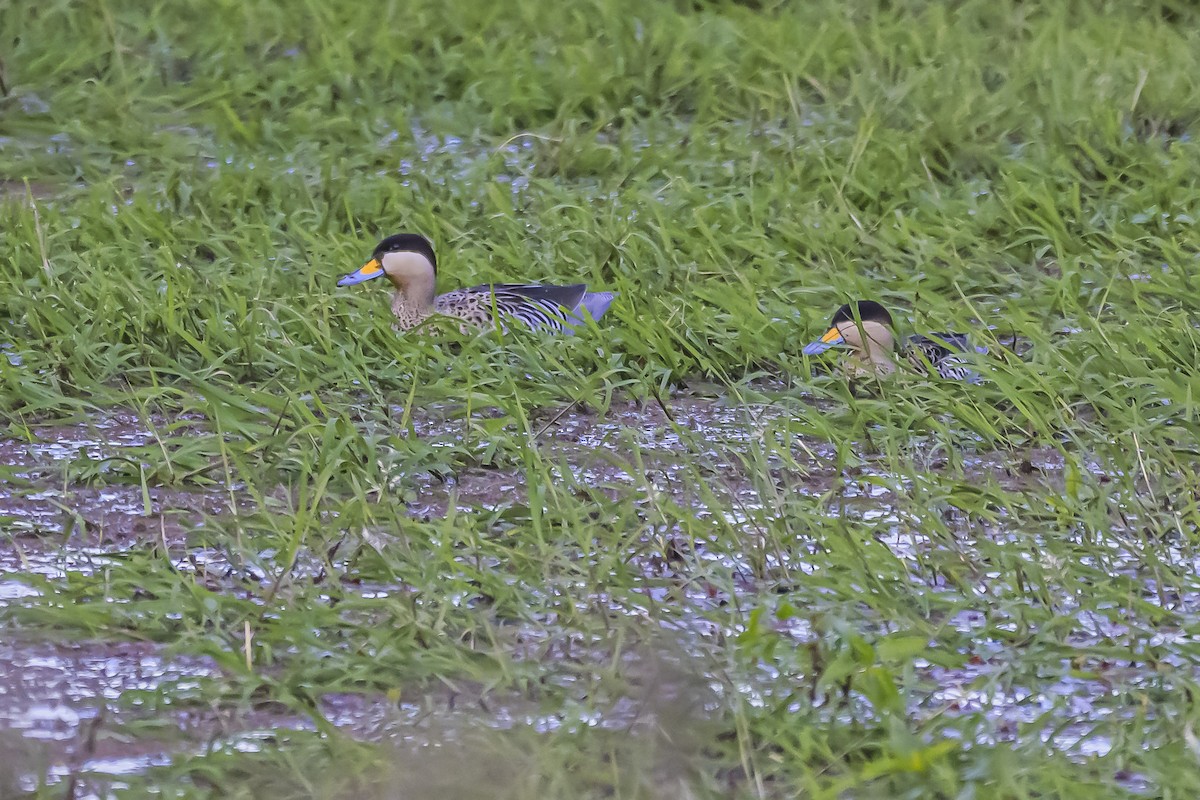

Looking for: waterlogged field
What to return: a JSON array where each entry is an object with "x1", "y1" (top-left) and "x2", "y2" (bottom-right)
[{"x1": 3, "y1": 0, "x2": 1200, "y2": 797}]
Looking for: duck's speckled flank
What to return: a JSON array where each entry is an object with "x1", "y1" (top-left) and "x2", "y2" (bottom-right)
[{"x1": 392, "y1": 282, "x2": 614, "y2": 333}]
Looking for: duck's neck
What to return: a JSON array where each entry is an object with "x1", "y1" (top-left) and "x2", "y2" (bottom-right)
[
  {"x1": 382, "y1": 251, "x2": 437, "y2": 329},
  {"x1": 390, "y1": 291, "x2": 434, "y2": 330},
  {"x1": 839, "y1": 320, "x2": 897, "y2": 377},
  {"x1": 849, "y1": 347, "x2": 897, "y2": 377}
]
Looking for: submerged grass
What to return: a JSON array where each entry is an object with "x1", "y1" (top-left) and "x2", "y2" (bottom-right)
[{"x1": 4, "y1": 0, "x2": 1200, "y2": 797}]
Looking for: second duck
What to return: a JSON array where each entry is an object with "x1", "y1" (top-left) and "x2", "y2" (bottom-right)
[
  {"x1": 338, "y1": 233, "x2": 616, "y2": 333},
  {"x1": 802, "y1": 300, "x2": 991, "y2": 381}
]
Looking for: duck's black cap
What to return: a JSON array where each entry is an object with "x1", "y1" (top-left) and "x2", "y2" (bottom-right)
[
  {"x1": 831, "y1": 300, "x2": 894, "y2": 328},
  {"x1": 372, "y1": 233, "x2": 437, "y2": 273}
]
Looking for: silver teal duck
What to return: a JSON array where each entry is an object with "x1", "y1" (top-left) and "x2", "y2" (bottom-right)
[
  {"x1": 337, "y1": 233, "x2": 616, "y2": 333},
  {"x1": 802, "y1": 300, "x2": 989, "y2": 381}
]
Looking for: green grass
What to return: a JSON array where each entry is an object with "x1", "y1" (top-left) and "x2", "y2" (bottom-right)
[{"x1": 4, "y1": 0, "x2": 1200, "y2": 797}]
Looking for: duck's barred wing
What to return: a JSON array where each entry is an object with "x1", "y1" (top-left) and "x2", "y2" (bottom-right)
[
  {"x1": 450, "y1": 283, "x2": 591, "y2": 332},
  {"x1": 905, "y1": 333, "x2": 986, "y2": 382},
  {"x1": 906, "y1": 330, "x2": 1033, "y2": 382},
  {"x1": 908, "y1": 332, "x2": 986, "y2": 356}
]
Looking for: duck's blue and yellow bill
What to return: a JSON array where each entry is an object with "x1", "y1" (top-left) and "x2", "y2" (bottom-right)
[
  {"x1": 802, "y1": 327, "x2": 844, "y2": 355},
  {"x1": 337, "y1": 258, "x2": 384, "y2": 287}
]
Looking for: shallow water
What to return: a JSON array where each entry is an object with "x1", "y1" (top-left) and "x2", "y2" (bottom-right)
[{"x1": 0, "y1": 399, "x2": 1176, "y2": 792}]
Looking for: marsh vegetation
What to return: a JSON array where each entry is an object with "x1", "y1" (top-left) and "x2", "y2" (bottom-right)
[{"x1": 3, "y1": 1, "x2": 1200, "y2": 797}]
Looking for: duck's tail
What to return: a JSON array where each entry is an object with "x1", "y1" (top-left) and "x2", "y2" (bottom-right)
[
  {"x1": 580, "y1": 291, "x2": 617, "y2": 321},
  {"x1": 562, "y1": 291, "x2": 617, "y2": 333}
]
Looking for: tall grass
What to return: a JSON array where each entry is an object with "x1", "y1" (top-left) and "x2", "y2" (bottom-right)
[{"x1": 4, "y1": 0, "x2": 1200, "y2": 797}]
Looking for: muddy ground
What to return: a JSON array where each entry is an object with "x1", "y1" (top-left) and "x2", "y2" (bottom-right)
[{"x1": 3, "y1": 395, "x2": 1149, "y2": 793}]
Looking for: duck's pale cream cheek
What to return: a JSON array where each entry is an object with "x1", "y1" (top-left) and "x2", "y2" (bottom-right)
[
  {"x1": 381, "y1": 251, "x2": 435, "y2": 280},
  {"x1": 836, "y1": 320, "x2": 893, "y2": 351},
  {"x1": 381, "y1": 251, "x2": 437, "y2": 304},
  {"x1": 834, "y1": 320, "x2": 897, "y2": 374}
]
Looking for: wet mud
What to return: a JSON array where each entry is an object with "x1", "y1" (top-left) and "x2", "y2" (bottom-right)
[{"x1": 0, "y1": 397, "x2": 1153, "y2": 790}]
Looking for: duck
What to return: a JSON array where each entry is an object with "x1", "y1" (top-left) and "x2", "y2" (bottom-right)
[
  {"x1": 337, "y1": 233, "x2": 616, "y2": 333},
  {"x1": 801, "y1": 300, "x2": 990, "y2": 381}
]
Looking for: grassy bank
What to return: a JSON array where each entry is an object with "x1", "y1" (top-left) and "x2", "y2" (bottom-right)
[{"x1": 3, "y1": 0, "x2": 1200, "y2": 797}]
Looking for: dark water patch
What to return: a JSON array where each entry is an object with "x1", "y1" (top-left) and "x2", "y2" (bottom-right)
[
  {"x1": 0, "y1": 484, "x2": 227, "y2": 541},
  {"x1": 0, "y1": 179, "x2": 59, "y2": 201},
  {"x1": 0, "y1": 638, "x2": 220, "y2": 789},
  {"x1": 0, "y1": 412, "x2": 161, "y2": 471}
]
